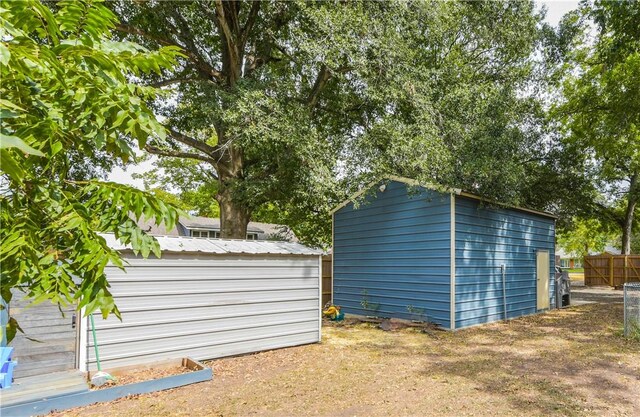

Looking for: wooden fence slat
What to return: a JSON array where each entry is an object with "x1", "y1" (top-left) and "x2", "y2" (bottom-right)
[
  {"x1": 609, "y1": 256, "x2": 614, "y2": 286},
  {"x1": 321, "y1": 255, "x2": 332, "y2": 306},
  {"x1": 584, "y1": 254, "x2": 640, "y2": 287}
]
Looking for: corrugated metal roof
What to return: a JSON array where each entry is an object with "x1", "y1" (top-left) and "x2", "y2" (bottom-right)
[{"x1": 100, "y1": 233, "x2": 322, "y2": 256}]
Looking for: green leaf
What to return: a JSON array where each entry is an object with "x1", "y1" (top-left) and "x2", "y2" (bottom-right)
[
  {"x1": 0, "y1": 43, "x2": 10, "y2": 65},
  {"x1": 4, "y1": 317, "x2": 24, "y2": 344},
  {"x1": 0, "y1": 134, "x2": 45, "y2": 156},
  {"x1": 0, "y1": 99, "x2": 25, "y2": 112},
  {"x1": 0, "y1": 149, "x2": 25, "y2": 181},
  {"x1": 1, "y1": 286, "x2": 12, "y2": 304}
]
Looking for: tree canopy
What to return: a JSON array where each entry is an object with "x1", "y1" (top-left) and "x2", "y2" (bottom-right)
[
  {"x1": 552, "y1": 0, "x2": 640, "y2": 254},
  {"x1": 3, "y1": 0, "x2": 638, "y2": 343},
  {"x1": 111, "y1": 0, "x2": 572, "y2": 246},
  {"x1": 557, "y1": 218, "x2": 618, "y2": 257},
  {"x1": 0, "y1": 0, "x2": 181, "y2": 342}
]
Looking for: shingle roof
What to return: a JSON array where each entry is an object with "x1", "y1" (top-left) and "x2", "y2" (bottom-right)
[
  {"x1": 135, "y1": 215, "x2": 296, "y2": 241},
  {"x1": 179, "y1": 216, "x2": 265, "y2": 233}
]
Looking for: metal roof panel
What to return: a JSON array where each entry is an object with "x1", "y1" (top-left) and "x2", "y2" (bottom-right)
[{"x1": 100, "y1": 234, "x2": 322, "y2": 256}]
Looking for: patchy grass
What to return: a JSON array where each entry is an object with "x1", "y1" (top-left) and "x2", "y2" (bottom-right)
[
  {"x1": 569, "y1": 272, "x2": 585, "y2": 284},
  {"x1": 60, "y1": 304, "x2": 639, "y2": 417}
]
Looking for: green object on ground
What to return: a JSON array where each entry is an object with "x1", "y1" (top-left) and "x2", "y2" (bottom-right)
[
  {"x1": 89, "y1": 314, "x2": 115, "y2": 387},
  {"x1": 90, "y1": 314, "x2": 102, "y2": 372}
]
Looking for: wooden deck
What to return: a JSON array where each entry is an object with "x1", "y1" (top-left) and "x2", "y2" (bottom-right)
[
  {"x1": 0, "y1": 359, "x2": 212, "y2": 416},
  {"x1": 0, "y1": 370, "x2": 88, "y2": 408},
  {"x1": 9, "y1": 293, "x2": 77, "y2": 378}
]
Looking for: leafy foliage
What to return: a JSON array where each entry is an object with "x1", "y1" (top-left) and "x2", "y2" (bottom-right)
[
  {"x1": 557, "y1": 218, "x2": 619, "y2": 257},
  {"x1": 0, "y1": 0, "x2": 181, "y2": 342},
  {"x1": 134, "y1": 156, "x2": 221, "y2": 218},
  {"x1": 113, "y1": 1, "x2": 562, "y2": 245},
  {"x1": 552, "y1": 0, "x2": 640, "y2": 254}
]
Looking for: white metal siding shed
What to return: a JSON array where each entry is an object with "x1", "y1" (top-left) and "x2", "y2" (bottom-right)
[{"x1": 79, "y1": 235, "x2": 322, "y2": 372}]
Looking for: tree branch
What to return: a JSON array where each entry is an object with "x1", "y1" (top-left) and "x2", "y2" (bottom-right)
[
  {"x1": 241, "y1": 1, "x2": 261, "y2": 48},
  {"x1": 166, "y1": 127, "x2": 220, "y2": 157},
  {"x1": 145, "y1": 145, "x2": 217, "y2": 165},
  {"x1": 307, "y1": 65, "x2": 332, "y2": 109},
  {"x1": 116, "y1": 23, "x2": 176, "y2": 48},
  {"x1": 115, "y1": 23, "x2": 223, "y2": 82},
  {"x1": 166, "y1": 9, "x2": 224, "y2": 83},
  {"x1": 213, "y1": 0, "x2": 236, "y2": 54}
]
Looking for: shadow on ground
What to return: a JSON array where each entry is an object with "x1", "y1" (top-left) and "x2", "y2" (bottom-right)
[{"x1": 59, "y1": 303, "x2": 639, "y2": 417}]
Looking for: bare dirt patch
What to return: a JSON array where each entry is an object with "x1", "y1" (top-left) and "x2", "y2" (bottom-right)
[{"x1": 57, "y1": 303, "x2": 639, "y2": 417}]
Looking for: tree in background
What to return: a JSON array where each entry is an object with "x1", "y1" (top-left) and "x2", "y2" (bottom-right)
[
  {"x1": 111, "y1": 0, "x2": 352, "y2": 242},
  {"x1": 557, "y1": 218, "x2": 619, "y2": 257},
  {"x1": 135, "y1": 156, "x2": 221, "y2": 218},
  {"x1": 0, "y1": 0, "x2": 181, "y2": 341},
  {"x1": 136, "y1": 154, "x2": 331, "y2": 245},
  {"x1": 112, "y1": 1, "x2": 561, "y2": 245},
  {"x1": 553, "y1": 0, "x2": 640, "y2": 254}
]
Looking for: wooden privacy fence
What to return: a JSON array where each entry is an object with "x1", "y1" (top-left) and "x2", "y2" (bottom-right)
[
  {"x1": 322, "y1": 255, "x2": 332, "y2": 306},
  {"x1": 584, "y1": 255, "x2": 640, "y2": 287}
]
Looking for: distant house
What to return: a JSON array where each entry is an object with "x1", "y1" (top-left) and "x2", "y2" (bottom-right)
[
  {"x1": 555, "y1": 245, "x2": 621, "y2": 269},
  {"x1": 556, "y1": 248, "x2": 583, "y2": 269},
  {"x1": 137, "y1": 215, "x2": 297, "y2": 242}
]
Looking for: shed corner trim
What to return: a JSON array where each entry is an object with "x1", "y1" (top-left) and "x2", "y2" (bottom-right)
[{"x1": 450, "y1": 193, "x2": 456, "y2": 330}]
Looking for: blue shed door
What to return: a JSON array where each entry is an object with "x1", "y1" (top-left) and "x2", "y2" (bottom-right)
[{"x1": 537, "y1": 250, "x2": 550, "y2": 310}]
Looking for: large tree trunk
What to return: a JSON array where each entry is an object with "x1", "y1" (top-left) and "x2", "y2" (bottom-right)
[
  {"x1": 215, "y1": 127, "x2": 251, "y2": 238},
  {"x1": 213, "y1": 1, "x2": 251, "y2": 239},
  {"x1": 217, "y1": 184, "x2": 251, "y2": 239},
  {"x1": 621, "y1": 172, "x2": 638, "y2": 255}
]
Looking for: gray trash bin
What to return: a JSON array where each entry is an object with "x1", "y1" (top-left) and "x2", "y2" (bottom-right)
[{"x1": 555, "y1": 266, "x2": 571, "y2": 308}]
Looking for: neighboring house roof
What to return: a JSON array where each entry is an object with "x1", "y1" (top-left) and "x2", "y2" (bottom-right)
[
  {"x1": 599, "y1": 245, "x2": 622, "y2": 255},
  {"x1": 249, "y1": 221, "x2": 297, "y2": 242},
  {"x1": 101, "y1": 233, "x2": 319, "y2": 255},
  {"x1": 179, "y1": 215, "x2": 265, "y2": 234},
  {"x1": 555, "y1": 248, "x2": 578, "y2": 259},
  {"x1": 136, "y1": 215, "x2": 297, "y2": 242},
  {"x1": 556, "y1": 244, "x2": 622, "y2": 258},
  {"x1": 331, "y1": 175, "x2": 556, "y2": 219}
]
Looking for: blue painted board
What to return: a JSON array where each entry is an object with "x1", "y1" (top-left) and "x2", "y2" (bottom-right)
[
  {"x1": 0, "y1": 363, "x2": 212, "y2": 417},
  {"x1": 333, "y1": 181, "x2": 452, "y2": 328},
  {"x1": 332, "y1": 179, "x2": 556, "y2": 330},
  {"x1": 455, "y1": 196, "x2": 555, "y2": 328}
]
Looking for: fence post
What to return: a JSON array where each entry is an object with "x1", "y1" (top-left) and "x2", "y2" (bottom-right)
[
  {"x1": 624, "y1": 283, "x2": 628, "y2": 337},
  {"x1": 624, "y1": 255, "x2": 628, "y2": 284},
  {"x1": 609, "y1": 256, "x2": 614, "y2": 287}
]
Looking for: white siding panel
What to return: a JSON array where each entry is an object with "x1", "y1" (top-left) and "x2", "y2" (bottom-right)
[
  {"x1": 112, "y1": 289, "x2": 318, "y2": 312},
  {"x1": 86, "y1": 254, "x2": 320, "y2": 371}
]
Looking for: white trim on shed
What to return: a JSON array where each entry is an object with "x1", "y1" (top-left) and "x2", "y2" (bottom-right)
[{"x1": 330, "y1": 175, "x2": 555, "y2": 219}]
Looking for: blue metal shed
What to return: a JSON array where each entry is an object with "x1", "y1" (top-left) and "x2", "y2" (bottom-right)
[{"x1": 331, "y1": 176, "x2": 556, "y2": 330}]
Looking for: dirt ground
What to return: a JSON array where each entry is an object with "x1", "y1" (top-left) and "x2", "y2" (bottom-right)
[
  {"x1": 59, "y1": 303, "x2": 639, "y2": 417},
  {"x1": 571, "y1": 283, "x2": 624, "y2": 305}
]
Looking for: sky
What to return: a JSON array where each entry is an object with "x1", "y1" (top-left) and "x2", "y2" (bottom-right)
[
  {"x1": 107, "y1": 0, "x2": 582, "y2": 189},
  {"x1": 540, "y1": 0, "x2": 580, "y2": 26}
]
